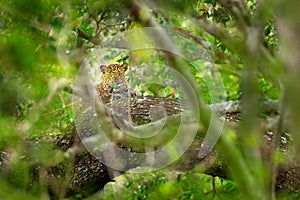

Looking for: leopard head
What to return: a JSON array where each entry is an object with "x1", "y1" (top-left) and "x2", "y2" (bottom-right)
[{"x1": 99, "y1": 63, "x2": 128, "y2": 83}]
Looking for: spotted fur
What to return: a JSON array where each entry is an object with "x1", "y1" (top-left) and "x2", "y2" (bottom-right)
[{"x1": 96, "y1": 63, "x2": 129, "y2": 104}]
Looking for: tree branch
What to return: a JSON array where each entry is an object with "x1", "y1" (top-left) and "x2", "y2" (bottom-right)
[{"x1": 76, "y1": 28, "x2": 101, "y2": 45}]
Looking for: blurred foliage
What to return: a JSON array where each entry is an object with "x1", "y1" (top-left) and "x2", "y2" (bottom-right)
[
  {"x1": 0, "y1": 0, "x2": 298, "y2": 199},
  {"x1": 101, "y1": 170, "x2": 240, "y2": 200}
]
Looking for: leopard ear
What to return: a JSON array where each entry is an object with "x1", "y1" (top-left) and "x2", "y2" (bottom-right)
[
  {"x1": 100, "y1": 65, "x2": 107, "y2": 73},
  {"x1": 121, "y1": 63, "x2": 128, "y2": 71}
]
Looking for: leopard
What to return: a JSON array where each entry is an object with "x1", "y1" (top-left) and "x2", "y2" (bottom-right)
[
  {"x1": 96, "y1": 63, "x2": 130, "y2": 104},
  {"x1": 96, "y1": 63, "x2": 134, "y2": 129}
]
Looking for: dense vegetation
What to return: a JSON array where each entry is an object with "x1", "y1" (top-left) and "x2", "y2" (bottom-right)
[{"x1": 0, "y1": 0, "x2": 299, "y2": 199}]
